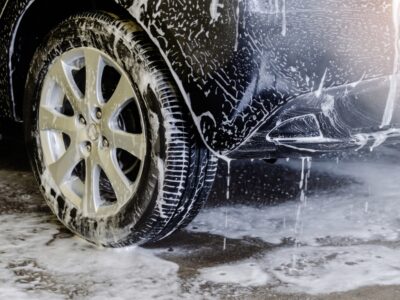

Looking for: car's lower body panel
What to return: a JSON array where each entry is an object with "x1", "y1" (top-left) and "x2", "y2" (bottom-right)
[{"x1": 229, "y1": 75, "x2": 400, "y2": 159}]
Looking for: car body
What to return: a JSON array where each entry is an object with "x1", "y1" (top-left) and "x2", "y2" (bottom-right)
[
  {"x1": 0, "y1": 0, "x2": 399, "y2": 245},
  {"x1": 1, "y1": 0, "x2": 400, "y2": 157}
]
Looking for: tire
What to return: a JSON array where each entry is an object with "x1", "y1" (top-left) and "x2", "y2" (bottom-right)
[{"x1": 23, "y1": 12, "x2": 218, "y2": 247}]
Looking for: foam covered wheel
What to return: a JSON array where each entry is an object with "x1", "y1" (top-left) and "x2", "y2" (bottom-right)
[{"x1": 23, "y1": 12, "x2": 217, "y2": 247}]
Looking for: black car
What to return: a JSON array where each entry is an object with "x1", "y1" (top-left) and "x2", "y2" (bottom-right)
[{"x1": 0, "y1": 0, "x2": 399, "y2": 246}]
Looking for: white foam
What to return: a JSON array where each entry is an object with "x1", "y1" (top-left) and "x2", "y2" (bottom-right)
[
  {"x1": 266, "y1": 245, "x2": 400, "y2": 294},
  {"x1": 199, "y1": 262, "x2": 270, "y2": 287},
  {"x1": 0, "y1": 214, "x2": 184, "y2": 299}
]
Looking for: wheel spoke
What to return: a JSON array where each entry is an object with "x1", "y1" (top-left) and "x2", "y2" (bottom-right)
[
  {"x1": 83, "y1": 157, "x2": 99, "y2": 215},
  {"x1": 108, "y1": 130, "x2": 146, "y2": 161},
  {"x1": 48, "y1": 58, "x2": 82, "y2": 113},
  {"x1": 48, "y1": 145, "x2": 82, "y2": 187},
  {"x1": 84, "y1": 49, "x2": 104, "y2": 105},
  {"x1": 99, "y1": 150, "x2": 132, "y2": 204},
  {"x1": 39, "y1": 106, "x2": 77, "y2": 137},
  {"x1": 59, "y1": 176, "x2": 83, "y2": 208},
  {"x1": 105, "y1": 75, "x2": 134, "y2": 113}
]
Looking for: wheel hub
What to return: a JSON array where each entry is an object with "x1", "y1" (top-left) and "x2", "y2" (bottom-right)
[{"x1": 87, "y1": 123, "x2": 100, "y2": 142}]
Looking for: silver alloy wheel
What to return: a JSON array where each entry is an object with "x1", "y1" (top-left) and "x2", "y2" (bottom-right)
[{"x1": 38, "y1": 47, "x2": 147, "y2": 218}]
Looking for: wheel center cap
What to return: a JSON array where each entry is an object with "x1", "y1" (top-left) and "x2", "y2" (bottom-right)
[{"x1": 87, "y1": 124, "x2": 100, "y2": 141}]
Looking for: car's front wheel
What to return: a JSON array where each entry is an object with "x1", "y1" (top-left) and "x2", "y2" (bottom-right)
[{"x1": 23, "y1": 12, "x2": 217, "y2": 247}]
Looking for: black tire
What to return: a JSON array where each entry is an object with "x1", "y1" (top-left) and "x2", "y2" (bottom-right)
[{"x1": 23, "y1": 12, "x2": 217, "y2": 247}]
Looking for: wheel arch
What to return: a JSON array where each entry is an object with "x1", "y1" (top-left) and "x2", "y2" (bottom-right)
[{"x1": 11, "y1": 0, "x2": 184, "y2": 120}]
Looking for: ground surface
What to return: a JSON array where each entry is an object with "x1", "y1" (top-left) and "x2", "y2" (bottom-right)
[{"x1": 1, "y1": 128, "x2": 400, "y2": 299}]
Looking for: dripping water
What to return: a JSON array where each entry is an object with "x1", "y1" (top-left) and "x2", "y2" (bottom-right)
[
  {"x1": 291, "y1": 157, "x2": 312, "y2": 271},
  {"x1": 365, "y1": 185, "x2": 371, "y2": 214},
  {"x1": 223, "y1": 159, "x2": 232, "y2": 251},
  {"x1": 281, "y1": 0, "x2": 287, "y2": 36},
  {"x1": 234, "y1": 2, "x2": 240, "y2": 52},
  {"x1": 270, "y1": 0, "x2": 287, "y2": 37},
  {"x1": 381, "y1": 0, "x2": 400, "y2": 127}
]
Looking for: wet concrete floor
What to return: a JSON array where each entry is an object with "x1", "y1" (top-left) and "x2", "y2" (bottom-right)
[{"x1": 1, "y1": 127, "x2": 400, "y2": 299}]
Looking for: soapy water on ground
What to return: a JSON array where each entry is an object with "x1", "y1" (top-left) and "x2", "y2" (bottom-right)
[{"x1": 1, "y1": 137, "x2": 400, "y2": 299}]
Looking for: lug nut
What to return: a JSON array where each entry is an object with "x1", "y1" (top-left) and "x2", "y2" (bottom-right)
[
  {"x1": 102, "y1": 138, "x2": 109, "y2": 148},
  {"x1": 79, "y1": 116, "x2": 87, "y2": 125},
  {"x1": 95, "y1": 109, "x2": 102, "y2": 120}
]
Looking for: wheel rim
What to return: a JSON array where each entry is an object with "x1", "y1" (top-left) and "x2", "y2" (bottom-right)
[{"x1": 38, "y1": 47, "x2": 147, "y2": 218}]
